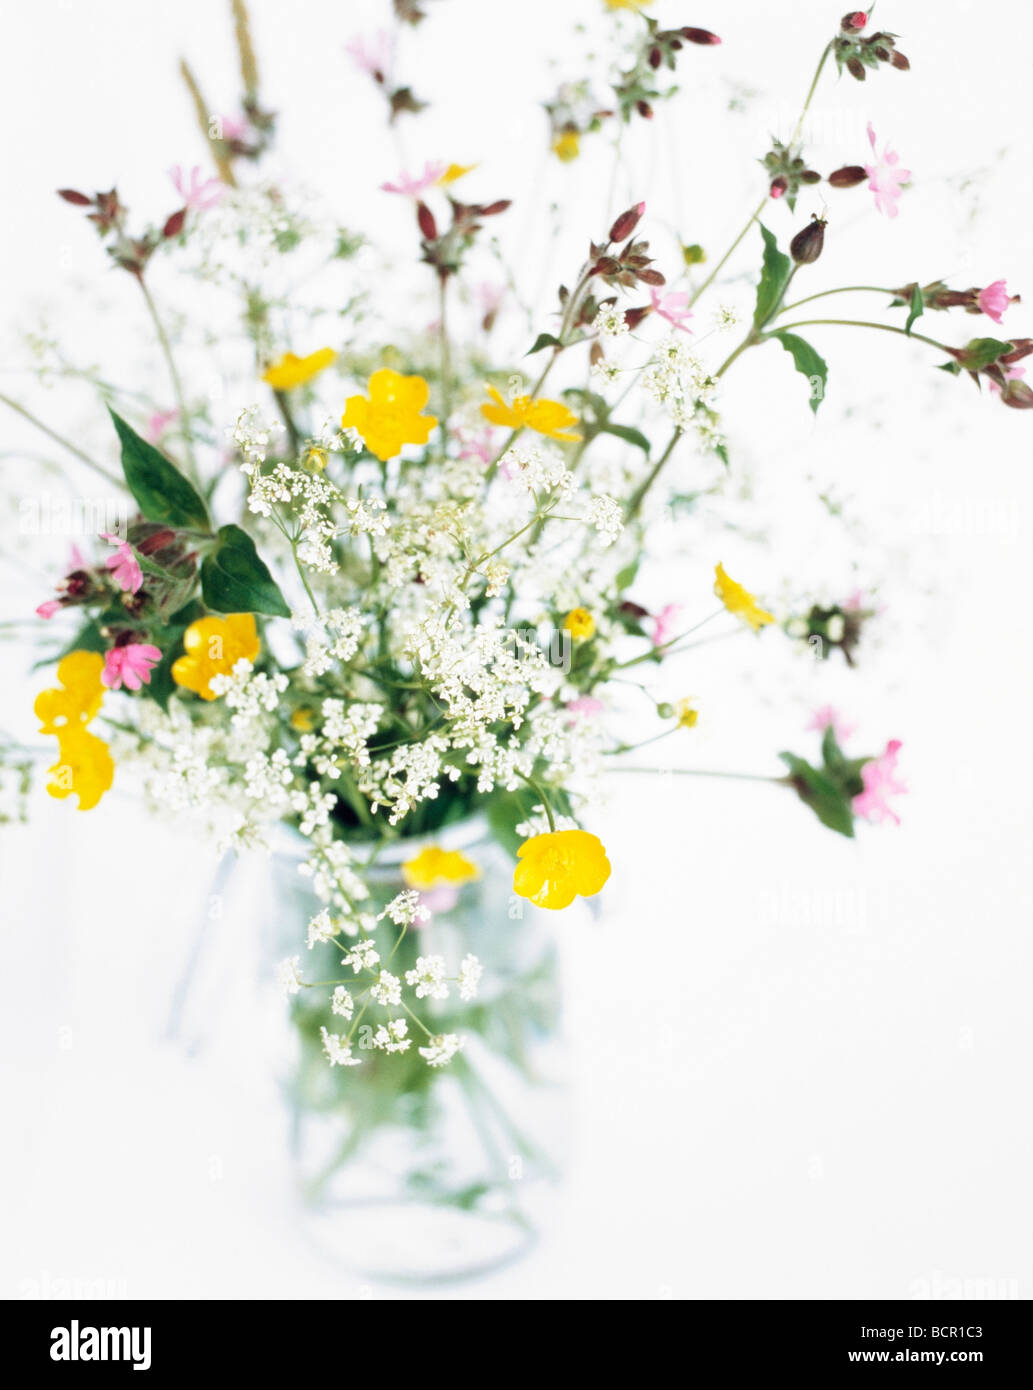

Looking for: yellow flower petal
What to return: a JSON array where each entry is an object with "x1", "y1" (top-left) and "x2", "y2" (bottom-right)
[
  {"x1": 563, "y1": 607, "x2": 596, "y2": 641},
  {"x1": 513, "y1": 829, "x2": 611, "y2": 911},
  {"x1": 437, "y1": 162, "x2": 477, "y2": 186},
  {"x1": 172, "y1": 613, "x2": 260, "y2": 700},
  {"x1": 402, "y1": 846, "x2": 481, "y2": 890},
  {"x1": 713, "y1": 562, "x2": 775, "y2": 632},
  {"x1": 262, "y1": 348, "x2": 336, "y2": 391},
  {"x1": 551, "y1": 131, "x2": 580, "y2": 163},
  {"x1": 479, "y1": 386, "x2": 581, "y2": 442},
  {"x1": 342, "y1": 368, "x2": 438, "y2": 462},
  {"x1": 46, "y1": 726, "x2": 114, "y2": 811}
]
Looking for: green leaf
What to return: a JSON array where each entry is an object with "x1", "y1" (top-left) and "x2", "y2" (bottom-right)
[
  {"x1": 526, "y1": 333, "x2": 561, "y2": 355},
  {"x1": 753, "y1": 224, "x2": 791, "y2": 328},
  {"x1": 905, "y1": 283, "x2": 924, "y2": 336},
  {"x1": 32, "y1": 619, "x2": 107, "y2": 670},
  {"x1": 108, "y1": 409, "x2": 210, "y2": 532},
  {"x1": 600, "y1": 422, "x2": 651, "y2": 453},
  {"x1": 615, "y1": 559, "x2": 640, "y2": 592},
  {"x1": 771, "y1": 331, "x2": 828, "y2": 414},
  {"x1": 486, "y1": 790, "x2": 532, "y2": 860},
  {"x1": 144, "y1": 601, "x2": 205, "y2": 712},
  {"x1": 956, "y1": 337, "x2": 1012, "y2": 371},
  {"x1": 779, "y1": 751, "x2": 856, "y2": 838},
  {"x1": 200, "y1": 524, "x2": 290, "y2": 617}
]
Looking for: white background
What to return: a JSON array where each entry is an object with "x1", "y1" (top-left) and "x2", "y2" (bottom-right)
[{"x1": 1, "y1": 0, "x2": 1031, "y2": 1299}]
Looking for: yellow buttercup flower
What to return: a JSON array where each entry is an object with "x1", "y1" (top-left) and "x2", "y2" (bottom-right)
[
  {"x1": 402, "y1": 846, "x2": 481, "y2": 890},
  {"x1": 34, "y1": 650, "x2": 105, "y2": 734},
  {"x1": 341, "y1": 368, "x2": 438, "y2": 462},
  {"x1": 713, "y1": 562, "x2": 775, "y2": 632},
  {"x1": 46, "y1": 725, "x2": 114, "y2": 811},
  {"x1": 262, "y1": 348, "x2": 337, "y2": 392},
  {"x1": 604, "y1": 0, "x2": 652, "y2": 10},
  {"x1": 290, "y1": 707, "x2": 316, "y2": 732},
  {"x1": 563, "y1": 607, "x2": 595, "y2": 641},
  {"x1": 172, "y1": 613, "x2": 260, "y2": 701},
  {"x1": 675, "y1": 698, "x2": 699, "y2": 729},
  {"x1": 303, "y1": 446, "x2": 329, "y2": 472},
  {"x1": 551, "y1": 130, "x2": 580, "y2": 163},
  {"x1": 513, "y1": 829, "x2": 611, "y2": 911},
  {"x1": 437, "y1": 163, "x2": 477, "y2": 185},
  {"x1": 481, "y1": 385, "x2": 581, "y2": 443}
]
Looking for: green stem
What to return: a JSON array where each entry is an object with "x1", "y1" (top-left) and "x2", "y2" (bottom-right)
[
  {"x1": 136, "y1": 277, "x2": 201, "y2": 486},
  {"x1": 625, "y1": 428, "x2": 682, "y2": 522},
  {"x1": 614, "y1": 765, "x2": 787, "y2": 783},
  {"x1": 776, "y1": 285, "x2": 896, "y2": 316},
  {"x1": 0, "y1": 391, "x2": 124, "y2": 489},
  {"x1": 772, "y1": 319, "x2": 950, "y2": 353},
  {"x1": 438, "y1": 273, "x2": 453, "y2": 441},
  {"x1": 688, "y1": 41, "x2": 833, "y2": 309},
  {"x1": 519, "y1": 772, "x2": 556, "y2": 831},
  {"x1": 272, "y1": 388, "x2": 301, "y2": 457}
]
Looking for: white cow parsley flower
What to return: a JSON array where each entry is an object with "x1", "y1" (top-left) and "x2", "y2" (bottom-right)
[
  {"x1": 341, "y1": 938, "x2": 380, "y2": 973},
  {"x1": 306, "y1": 909, "x2": 338, "y2": 949},
  {"x1": 370, "y1": 970, "x2": 402, "y2": 1006},
  {"x1": 457, "y1": 953, "x2": 483, "y2": 1001},
  {"x1": 379, "y1": 890, "x2": 430, "y2": 927},
  {"x1": 276, "y1": 956, "x2": 303, "y2": 999},
  {"x1": 405, "y1": 954, "x2": 449, "y2": 1000},
  {"x1": 372, "y1": 1019, "x2": 410, "y2": 1053},
  {"x1": 419, "y1": 1033, "x2": 464, "y2": 1067},
  {"x1": 331, "y1": 986, "x2": 354, "y2": 1019},
  {"x1": 320, "y1": 1026, "x2": 362, "y2": 1067}
]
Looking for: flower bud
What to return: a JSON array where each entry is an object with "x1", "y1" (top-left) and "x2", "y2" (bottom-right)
[
  {"x1": 1001, "y1": 379, "x2": 1033, "y2": 409},
  {"x1": 57, "y1": 188, "x2": 92, "y2": 206},
  {"x1": 769, "y1": 177, "x2": 788, "y2": 199},
  {"x1": 828, "y1": 165, "x2": 867, "y2": 188},
  {"x1": 1001, "y1": 338, "x2": 1033, "y2": 364},
  {"x1": 608, "y1": 202, "x2": 646, "y2": 244},
  {"x1": 889, "y1": 49, "x2": 910, "y2": 71},
  {"x1": 416, "y1": 201, "x2": 438, "y2": 240},
  {"x1": 846, "y1": 55, "x2": 866, "y2": 81},
  {"x1": 636, "y1": 99, "x2": 653, "y2": 120},
  {"x1": 680, "y1": 28, "x2": 721, "y2": 45},
  {"x1": 841, "y1": 10, "x2": 868, "y2": 31},
  {"x1": 162, "y1": 208, "x2": 187, "y2": 239},
  {"x1": 789, "y1": 216, "x2": 826, "y2": 265}
]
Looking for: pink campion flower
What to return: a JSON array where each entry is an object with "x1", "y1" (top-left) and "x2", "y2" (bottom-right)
[
  {"x1": 218, "y1": 113, "x2": 251, "y2": 143},
  {"x1": 101, "y1": 643, "x2": 162, "y2": 692},
  {"x1": 36, "y1": 600, "x2": 61, "y2": 620},
  {"x1": 864, "y1": 123, "x2": 911, "y2": 218},
  {"x1": 649, "y1": 286, "x2": 693, "y2": 332},
  {"x1": 976, "y1": 280, "x2": 1014, "y2": 325},
  {"x1": 650, "y1": 602, "x2": 682, "y2": 648},
  {"x1": 345, "y1": 30, "x2": 392, "y2": 79},
  {"x1": 852, "y1": 739, "x2": 907, "y2": 826},
  {"x1": 806, "y1": 705, "x2": 856, "y2": 743},
  {"x1": 145, "y1": 407, "x2": 179, "y2": 444},
  {"x1": 415, "y1": 886, "x2": 459, "y2": 918},
  {"x1": 100, "y1": 533, "x2": 142, "y2": 594},
  {"x1": 565, "y1": 696, "x2": 605, "y2": 723},
  {"x1": 989, "y1": 364, "x2": 1026, "y2": 396},
  {"x1": 169, "y1": 165, "x2": 224, "y2": 212},
  {"x1": 454, "y1": 423, "x2": 496, "y2": 466},
  {"x1": 380, "y1": 161, "x2": 446, "y2": 196}
]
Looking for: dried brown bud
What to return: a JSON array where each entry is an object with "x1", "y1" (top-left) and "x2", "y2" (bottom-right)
[
  {"x1": 827, "y1": 165, "x2": 868, "y2": 188},
  {"x1": 57, "y1": 188, "x2": 92, "y2": 206},
  {"x1": 890, "y1": 49, "x2": 910, "y2": 71},
  {"x1": 608, "y1": 202, "x2": 646, "y2": 244},
  {"x1": 478, "y1": 200, "x2": 511, "y2": 217},
  {"x1": 790, "y1": 216, "x2": 827, "y2": 265},
  {"x1": 163, "y1": 208, "x2": 187, "y2": 239},
  {"x1": 416, "y1": 201, "x2": 438, "y2": 240},
  {"x1": 846, "y1": 55, "x2": 866, "y2": 81},
  {"x1": 681, "y1": 27, "x2": 721, "y2": 45}
]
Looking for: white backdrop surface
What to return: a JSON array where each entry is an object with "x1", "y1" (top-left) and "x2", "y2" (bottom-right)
[{"x1": 1, "y1": 0, "x2": 1031, "y2": 1300}]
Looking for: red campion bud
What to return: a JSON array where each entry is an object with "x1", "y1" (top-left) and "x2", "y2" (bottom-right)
[
  {"x1": 790, "y1": 216, "x2": 827, "y2": 265},
  {"x1": 846, "y1": 56, "x2": 866, "y2": 81},
  {"x1": 890, "y1": 49, "x2": 910, "y2": 71},
  {"x1": 636, "y1": 100, "x2": 653, "y2": 119},
  {"x1": 841, "y1": 10, "x2": 867, "y2": 31},
  {"x1": 681, "y1": 28, "x2": 721, "y2": 45},
  {"x1": 163, "y1": 208, "x2": 187, "y2": 238},
  {"x1": 589, "y1": 256, "x2": 622, "y2": 278},
  {"x1": 608, "y1": 202, "x2": 645, "y2": 243},
  {"x1": 416, "y1": 201, "x2": 438, "y2": 240},
  {"x1": 769, "y1": 177, "x2": 788, "y2": 199},
  {"x1": 478, "y1": 200, "x2": 511, "y2": 216},
  {"x1": 57, "y1": 188, "x2": 92, "y2": 206},
  {"x1": 623, "y1": 305, "x2": 650, "y2": 331},
  {"x1": 1001, "y1": 379, "x2": 1033, "y2": 409},
  {"x1": 648, "y1": 46, "x2": 662, "y2": 69},
  {"x1": 135, "y1": 529, "x2": 178, "y2": 556},
  {"x1": 637, "y1": 267, "x2": 665, "y2": 287},
  {"x1": 1001, "y1": 338, "x2": 1033, "y2": 364},
  {"x1": 827, "y1": 165, "x2": 868, "y2": 188}
]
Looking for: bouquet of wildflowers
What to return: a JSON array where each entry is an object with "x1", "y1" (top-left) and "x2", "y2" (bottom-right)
[{"x1": 10, "y1": 0, "x2": 1029, "y2": 1088}]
